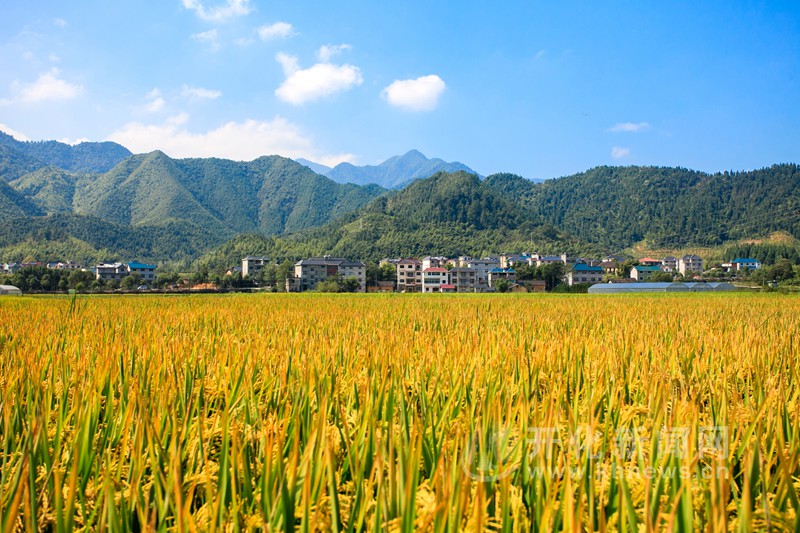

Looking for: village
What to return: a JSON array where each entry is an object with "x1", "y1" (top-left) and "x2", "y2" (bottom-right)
[
  {"x1": 0, "y1": 252, "x2": 768, "y2": 295},
  {"x1": 243, "y1": 252, "x2": 763, "y2": 293}
]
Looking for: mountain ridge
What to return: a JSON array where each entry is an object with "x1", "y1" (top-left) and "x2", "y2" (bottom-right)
[{"x1": 297, "y1": 149, "x2": 478, "y2": 189}]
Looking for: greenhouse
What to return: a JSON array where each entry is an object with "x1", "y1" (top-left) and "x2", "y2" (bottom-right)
[
  {"x1": 588, "y1": 282, "x2": 690, "y2": 293},
  {"x1": 0, "y1": 285, "x2": 22, "y2": 296}
]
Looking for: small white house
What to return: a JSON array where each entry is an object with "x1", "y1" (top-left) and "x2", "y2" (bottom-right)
[{"x1": 731, "y1": 258, "x2": 761, "y2": 271}]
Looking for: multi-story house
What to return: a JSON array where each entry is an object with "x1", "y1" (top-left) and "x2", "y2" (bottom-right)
[
  {"x1": 338, "y1": 261, "x2": 367, "y2": 290},
  {"x1": 242, "y1": 256, "x2": 269, "y2": 277},
  {"x1": 291, "y1": 257, "x2": 367, "y2": 292},
  {"x1": 536, "y1": 255, "x2": 562, "y2": 267},
  {"x1": 662, "y1": 256, "x2": 678, "y2": 272},
  {"x1": 48, "y1": 261, "x2": 82, "y2": 271},
  {"x1": 638, "y1": 257, "x2": 662, "y2": 267},
  {"x1": 566, "y1": 264, "x2": 604, "y2": 286},
  {"x1": 96, "y1": 262, "x2": 128, "y2": 282},
  {"x1": 678, "y1": 255, "x2": 703, "y2": 276},
  {"x1": 448, "y1": 267, "x2": 477, "y2": 292},
  {"x1": 422, "y1": 267, "x2": 449, "y2": 292},
  {"x1": 395, "y1": 258, "x2": 423, "y2": 292},
  {"x1": 630, "y1": 265, "x2": 662, "y2": 281},
  {"x1": 127, "y1": 262, "x2": 157, "y2": 283},
  {"x1": 731, "y1": 258, "x2": 761, "y2": 271},
  {"x1": 467, "y1": 258, "x2": 500, "y2": 289},
  {"x1": 488, "y1": 267, "x2": 517, "y2": 287},
  {"x1": 500, "y1": 253, "x2": 531, "y2": 268},
  {"x1": 422, "y1": 256, "x2": 449, "y2": 270},
  {"x1": 600, "y1": 260, "x2": 620, "y2": 277}
]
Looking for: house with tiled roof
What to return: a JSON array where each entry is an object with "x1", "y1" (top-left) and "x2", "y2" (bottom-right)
[
  {"x1": 661, "y1": 256, "x2": 678, "y2": 272},
  {"x1": 638, "y1": 257, "x2": 662, "y2": 266},
  {"x1": 565, "y1": 263, "x2": 604, "y2": 286},
  {"x1": 731, "y1": 258, "x2": 761, "y2": 271},
  {"x1": 630, "y1": 265, "x2": 663, "y2": 282},
  {"x1": 394, "y1": 258, "x2": 423, "y2": 292},
  {"x1": 290, "y1": 257, "x2": 366, "y2": 292},
  {"x1": 127, "y1": 262, "x2": 157, "y2": 283},
  {"x1": 678, "y1": 255, "x2": 703, "y2": 276},
  {"x1": 488, "y1": 267, "x2": 516, "y2": 287},
  {"x1": 449, "y1": 267, "x2": 478, "y2": 292},
  {"x1": 422, "y1": 267, "x2": 449, "y2": 292}
]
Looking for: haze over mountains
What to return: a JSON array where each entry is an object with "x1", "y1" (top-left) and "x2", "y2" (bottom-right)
[
  {"x1": 296, "y1": 149, "x2": 478, "y2": 189},
  {"x1": 0, "y1": 130, "x2": 798, "y2": 267}
]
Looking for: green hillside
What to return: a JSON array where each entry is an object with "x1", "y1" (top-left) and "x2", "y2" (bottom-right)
[
  {"x1": 485, "y1": 164, "x2": 800, "y2": 249},
  {"x1": 0, "y1": 214, "x2": 226, "y2": 264},
  {"x1": 199, "y1": 171, "x2": 583, "y2": 268},
  {"x1": 0, "y1": 180, "x2": 42, "y2": 221},
  {"x1": 0, "y1": 149, "x2": 386, "y2": 263},
  {"x1": 0, "y1": 132, "x2": 132, "y2": 174}
]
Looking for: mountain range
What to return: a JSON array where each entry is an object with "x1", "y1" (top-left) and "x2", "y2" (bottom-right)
[
  {"x1": 296, "y1": 149, "x2": 477, "y2": 188},
  {"x1": 0, "y1": 131, "x2": 798, "y2": 268}
]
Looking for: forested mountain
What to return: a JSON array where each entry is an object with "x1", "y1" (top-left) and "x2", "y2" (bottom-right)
[
  {"x1": 0, "y1": 149, "x2": 386, "y2": 263},
  {"x1": 199, "y1": 171, "x2": 584, "y2": 268},
  {"x1": 1, "y1": 130, "x2": 799, "y2": 266},
  {"x1": 485, "y1": 164, "x2": 800, "y2": 249},
  {"x1": 0, "y1": 214, "x2": 217, "y2": 265},
  {"x1": 0, "y1": 132, "x2": 131, "y2": 174},
  {"x1": 298, "y1": 149, "x2": 478, "y2": 189},
  {"x1": 0, "y1": 180, "x2": 42, "y2": 221}
]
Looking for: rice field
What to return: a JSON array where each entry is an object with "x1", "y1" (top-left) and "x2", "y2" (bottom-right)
[{"x1": 1, "y1": 293, "x2": 799, "y2": 531}]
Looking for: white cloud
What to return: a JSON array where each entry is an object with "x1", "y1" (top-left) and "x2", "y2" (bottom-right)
[
  {"x1": 53, "y1": 18, "x2": 68, "y2": 28},
  {"x1": 57, "y1": 137, "x2": 90, "y2": 146},
  {"x1": 0, "y1": 68, "x2": 84, "y2": 105},
  {"x1": 316, "y1": 153, "x2": 358, "y2": 167},
  {"x1": 144, "y1": 88, "x2": 165, "y2": 113},
  {"x1": 611, "y1": 146, "x2": 630, "y2": 159},
  {"x1": 317, "y1": 44, "x2": 351, "y2": 62},
  {"x1": 191, "y1": 29, "x2": 219, "y2": 50},
  {"x1": 382, "y1": 75, "x2": 446, "y2": 112},
  {"x1": 608, "y1": 122, "x2": 651, "y2": 133},
  {"x1": 275, "y1": 51, "x2": 363, "y2": 105},
  {"x1": 258, "y1": 22, "x2": 293, "y2": 41},
  {"x1": 108, "y1": 114, "x2": 352, "y2": 164},
  {"x1": 181, "y1": 85, "x2": 222, "y2": 102},
  {"x1": 182, "y1": 0, "x2": 252, "y2": 22},
  {"x1": 0, "y1": 123, "x2": 30, "y2": 141}
]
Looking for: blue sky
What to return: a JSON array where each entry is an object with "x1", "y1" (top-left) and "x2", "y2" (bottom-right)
[{"x1": 1, "y1": 1, "x2": 798, "y2": 179}]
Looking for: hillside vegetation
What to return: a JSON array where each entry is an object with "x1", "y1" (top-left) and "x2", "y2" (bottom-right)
[
  {"x1": 485, "y1": 164, "x2": 800, "y2": 249},
  {"x1": 1, "y1": 134, "x2": 799, "y2": 265},
  {"x1": 199, "y1": 171, "x2": 588, "y2": 268}
]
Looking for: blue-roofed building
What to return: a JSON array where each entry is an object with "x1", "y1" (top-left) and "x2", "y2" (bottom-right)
[
  {"x1": 566, "y1": 263, "x2": 604, "y2": 286},
  {"x1": 731, "y1": 258, "x2": 761, "y2": 271},
  {"x1": 630, "y1": 265, "x2": 663, "y2": 282},
  {"x1": 488, "y1": 267, "x2": 516, "y2": 288},
  {"x1": 127, "y1": 262, "x2": 157, "y2": 283}
]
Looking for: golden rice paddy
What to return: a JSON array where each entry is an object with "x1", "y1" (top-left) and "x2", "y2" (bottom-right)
[{"x1": 0, "y1": 293, "x2": 798, "y2": 531}]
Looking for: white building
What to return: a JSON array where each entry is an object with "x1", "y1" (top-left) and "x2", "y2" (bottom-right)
[
  {"x1": 127, "y1": 262, "x2": 157, "y2": 283},
  {"x1": 242, "y1": 256, "x2": 269, "y2": 277},
  {"x1": 395, "y1": 258, "x2": 423, "y2": 292},
  {"x1": 96, "y1": 262, "x2": 128, "y2": 282},
  {"x1": 566, "y1": 264, "x2": 604, "y2": 286},
  {"x1": 731, "y1": 258, "x2": 761, "y2": 271},
  {"x1": 448, "y1": 267, "x2": 478, "y2": 292},
  {"x1": 422, "y1": 267, "x2": 449, "y2": 292},
  {"x1": 678, "y1": 255, "x2": 703, "y2": 276},
  {"x1": 466, "y1": 258, "x2": 500, "y2": 289},
  {"x1": 291, "y1": 257, "x2": 366, "y2": 292}
]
